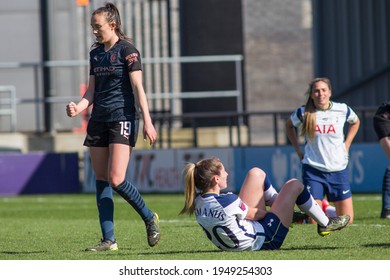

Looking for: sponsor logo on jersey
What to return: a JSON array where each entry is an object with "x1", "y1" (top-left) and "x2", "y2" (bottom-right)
[
  {"x1": 93, "y1": 66, "x2": 116, "y2": 77},
  {"x1": 126, "y1": 53, "x2": 139, "y2": 65},
  {"x1": 315, "y1": 124, "x2": 336, "y2": 134},
  {"x1": 94, "y1": 66, "x2": 116, "y2": 72}
]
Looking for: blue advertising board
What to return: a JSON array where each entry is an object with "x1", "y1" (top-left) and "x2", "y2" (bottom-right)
[
  {"x1": 233, "y1": 143, "x2": 386, "y2": 193},
  {"x1": 82, "y1": 143, "x2": 386, "y2": 194}
]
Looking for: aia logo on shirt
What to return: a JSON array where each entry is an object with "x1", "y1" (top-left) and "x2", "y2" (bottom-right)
[
  {"x1": 239, "y1": 202, "x2": 246, "y2": 211},
  {"x1": 315, "y1": 124, "x2": 336, "y2": 134},
  {"x1": 110, "y1": 53, "x2": 117, "y2": 62}
]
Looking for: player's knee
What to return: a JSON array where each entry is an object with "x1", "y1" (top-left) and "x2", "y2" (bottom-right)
[
  {"x1": 248, "y1": 167, "x2": 266, "y2": 180},
  {"x1": 285, "y1": 178, "x2": 304, "y2": 193},
  {"x1": 95, "y1": 174, "x2": 108, "y2": 182},
  {"x1": 109, "y1": 176, "x2": 126, "y2": 188}
]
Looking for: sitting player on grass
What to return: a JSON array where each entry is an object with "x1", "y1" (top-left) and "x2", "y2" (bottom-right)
[{"x1": 180, "y1": 157, "x2": 350, "y2": 251}]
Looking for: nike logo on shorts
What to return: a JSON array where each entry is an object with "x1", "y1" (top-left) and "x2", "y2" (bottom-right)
[{"x1": 342, "y1": 190, "x2": 350, "y2": 195}]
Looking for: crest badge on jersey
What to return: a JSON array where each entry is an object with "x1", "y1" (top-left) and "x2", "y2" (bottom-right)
[{"x1": 110, "y1": 53, "x2": 117, "y2": 62}]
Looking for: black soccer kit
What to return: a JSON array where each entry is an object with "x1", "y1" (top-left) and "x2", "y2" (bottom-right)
[
  {"x1": 89, "y1": 39, "x2": 142, "y2": 122},
  {"x1": 84, "y1": 39, "x2": 143, "y2": 147}
]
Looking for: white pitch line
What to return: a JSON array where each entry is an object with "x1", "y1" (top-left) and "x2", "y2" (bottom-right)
[
  {"x1": 160, "y1": 219, "x2": 194, "y2": 223},
  {"x1": 159, "y1": 220, "x2": 388, "y2": 227}
]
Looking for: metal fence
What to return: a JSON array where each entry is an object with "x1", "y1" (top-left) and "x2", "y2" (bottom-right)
[
  {"x1": 0, "y1": 54, "x2": 244, "y2": 134},
  {"x1": 0, "y1": 86, "x2": 17, "y2": 132},
  {"x1": 151, "y1": 106, "x2": 378, "y2": 148}
]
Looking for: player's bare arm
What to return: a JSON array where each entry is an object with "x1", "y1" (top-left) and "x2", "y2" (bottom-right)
[
  {"x1": 130, "y1": 70, "x2": 157, "y2": 145},
  {"x1": 286, "y1": 118, "x2": 304, "y2": 159},
  {"x1": 66, "y1": 75, "x2": 95, "y2": 117},
  {"x1": 345, "y1": 117, "x2": 360, "y2": 152}
]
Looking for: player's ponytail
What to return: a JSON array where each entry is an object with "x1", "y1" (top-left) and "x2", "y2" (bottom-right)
[
  {"x1": 180, "y1": 157, "x2": 223, "y2": 215},
  {"x1": 301, "y1": 96, "x2": 316, "y2": 141},
  {"x1": 106, "y1": 2, "x2": 132, "y2": 43},
  {"x1": 180, "y1": 163, "x2": 197, "y2": 215},
  {"x1": 91, "y1": 2, "x2": 133, "y2": 47}
]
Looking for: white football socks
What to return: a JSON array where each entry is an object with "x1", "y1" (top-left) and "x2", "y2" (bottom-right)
[
  {"x1": 264, "y1": 186, "x2": 278, "y2": 207},
  {"x1": 297, "y1": 195, "x2": 329, "y2": 227}
]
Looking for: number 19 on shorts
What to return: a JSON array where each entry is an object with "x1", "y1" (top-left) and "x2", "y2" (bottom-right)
[{"x1": 120, "y1": 121, "x2": 131, "y2": 138}]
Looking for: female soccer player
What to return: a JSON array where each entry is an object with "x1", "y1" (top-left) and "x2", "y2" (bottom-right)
[
  {"x1": 373, "y1": 102, "x2": 390, "y2": 218},
  {"x1": 286, "y1": 77, "x2": 360, "y2": 224},
  {"x1": 66, "y1": 2, "x2": 160, "y2": 251},
  {"x1": 180, "y1": 157, "x2": 350, "y2": 251}
]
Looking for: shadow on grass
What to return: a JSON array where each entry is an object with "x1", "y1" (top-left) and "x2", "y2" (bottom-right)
[
  {"x1": 115, "y1": 247, "x2": 221, "y2": 256},
  {"x1": 0, "y1": 250, "x2": 47, "y2": 255},
  {"x1": 362, "y1": 243, "x2": 390, "y2": 248},
  {"x1": 280, "y1": 246, "x2": 340, "y2": 251},
  {"x1": 118, "y1": 245, "x2": 344, "y2": 256},
  {"x1": 138, "y1": 249, "x2": 222, "y2": 256}
]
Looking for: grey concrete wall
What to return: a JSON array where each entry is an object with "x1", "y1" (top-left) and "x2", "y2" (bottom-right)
[
  {"x1": 243, "y1": 0, "x2": 313, "y2": 111},
  {"x1": 0, "y1": 0, "x2": 42, "y2": 132},
  {"x1": 242, "y1": 0, "x2": 313, "y2": 144}
]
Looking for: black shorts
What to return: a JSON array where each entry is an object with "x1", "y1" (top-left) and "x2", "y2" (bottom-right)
[
  {"x1": 84, "y1": 119, "x2": 139, "y2": 147},
  {"x1": 373, "y1": 103, "x2": 390, "y2": 140}
]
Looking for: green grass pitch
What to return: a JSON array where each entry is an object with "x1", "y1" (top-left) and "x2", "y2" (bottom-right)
[{"x1": 0, "y1": 193, "x2": 389, "y2": 260}]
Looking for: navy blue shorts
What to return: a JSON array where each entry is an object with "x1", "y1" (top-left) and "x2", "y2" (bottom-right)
[
  {"x1": 84, "y1": 119, "x2": 139, "y2": 147},
  {"x1": 259, "y1": 212, "x2": 289, "y2": 250},
  {"x1": 302, "y1": 164, "x2": 352, "y2": 202}
]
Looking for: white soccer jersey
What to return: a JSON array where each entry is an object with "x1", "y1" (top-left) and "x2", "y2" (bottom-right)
[
  {"x1": 194, "y1": 192, "x2": 265, "y2": 251},
  {"x1": 290, "y1": 101, "x2": 359, "y2": 172}
]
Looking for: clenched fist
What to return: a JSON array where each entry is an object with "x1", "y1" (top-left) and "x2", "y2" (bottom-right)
[{"x1": 66, "y1": 102, "x2": 78, "y2": 117}]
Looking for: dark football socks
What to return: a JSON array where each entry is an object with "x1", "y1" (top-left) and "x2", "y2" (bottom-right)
[
  {"x1": 96, "y1": 180, "x2": 115, "y2": 241},
  {"x1": 264, "y1": 175, "x2": 278, "y2": 206},
  {"x1": 382, "y1": 168, "x2": 390, "y2": 211},
  {"x1": 114, "y1": 180, "x2": 154, "y2": 221}
]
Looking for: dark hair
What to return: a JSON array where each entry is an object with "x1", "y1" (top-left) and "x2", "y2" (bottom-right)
[{"x1": 91, "y1": 2, "x2": 132, "y2": 48}]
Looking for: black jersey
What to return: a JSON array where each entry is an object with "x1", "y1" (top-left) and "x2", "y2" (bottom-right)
[{"x1": 89, "y1": 39, "x2": 142, "y2": 122}]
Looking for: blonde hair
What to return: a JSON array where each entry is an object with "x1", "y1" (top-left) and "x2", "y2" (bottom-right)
[
  {"x1": 180, "y1": 157, "x2": 222, "y2": 215},
  {"x1": 301, "y1": 77, "x2": 332, "y2": 141}
]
